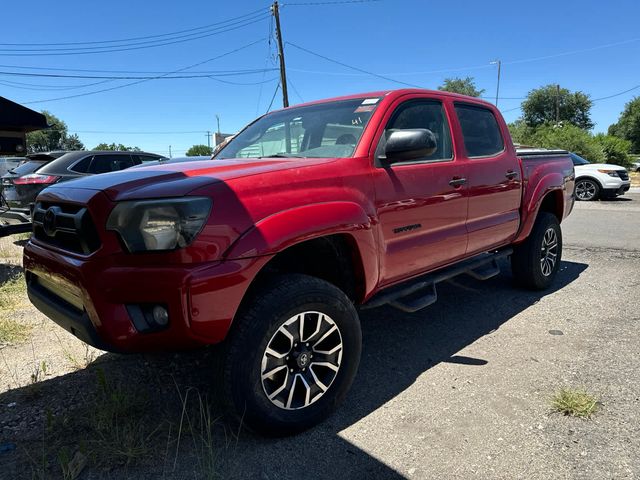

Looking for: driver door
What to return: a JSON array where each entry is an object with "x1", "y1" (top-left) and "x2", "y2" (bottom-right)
[{"x1": 372, "y1": 97, "x2": 469, "y2": 286}]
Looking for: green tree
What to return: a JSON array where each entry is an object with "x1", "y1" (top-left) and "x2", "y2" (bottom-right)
[
  {"x1": 522, "y1": 85, "x2": 594, "y2": 130},
  {"x1": 26, "y1": 111, "x2": 85, "y2": 152},
  {"x1": 507, "y1": 119, "x2": 537, "y2": 146},
  {"x1": 526, "y1": 123, "x2": 604, "y2": 162},
  {"x1": 608, "y1": 97, "x2": 640, "y2": 152},
  {"x1": 437, "y1": 77, "x2": 485, "y2": 97},
  {"x1": 94, "y1": 143, "x2": 141, "y2": 151},
  {"x1": 186, "y1": 144, "x2": 213, "y2": 156},
  {"x1": 593, "y1": 133, "x2": 632, "y2": 167}
]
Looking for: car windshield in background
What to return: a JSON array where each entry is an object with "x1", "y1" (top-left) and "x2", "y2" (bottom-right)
[
  {"x1": 215, "y1": 97, "x2": 380, "y2": 159},
  {"x1": 570, "y1": 153, "x2": 590, "y2": 165}
]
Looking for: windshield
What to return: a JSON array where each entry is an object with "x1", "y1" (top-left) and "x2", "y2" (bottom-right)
[
  {"x1": 215, "y1": 97, "x2": 380, "y2": 159},
  {"x1": 570, "y1": 152, "x2": 590, "y2": 165}
]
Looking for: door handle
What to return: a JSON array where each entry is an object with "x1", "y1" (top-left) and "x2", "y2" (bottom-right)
[
  {"x1": 449, "y1": 177, "x2": 467, "y2": 187},
  {"x1": 505, "y1": 170, "x2": 518, "y2": 180}
]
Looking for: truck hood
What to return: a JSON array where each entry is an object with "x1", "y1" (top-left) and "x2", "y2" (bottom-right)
[
  {"x1": 575, "y1": 163, "x2": 627, "y2": 171},
  {"x1": 46, "y1": 157, "x2": 339, "y2": 201}
]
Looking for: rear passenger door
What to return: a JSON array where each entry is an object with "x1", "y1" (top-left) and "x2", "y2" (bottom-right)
[
  {"x1": 453, "y1": 103, "x2": 521, "y2": 254},
  {"x1": 372, "y1": 97, "x2": 469, "y2": 285}
]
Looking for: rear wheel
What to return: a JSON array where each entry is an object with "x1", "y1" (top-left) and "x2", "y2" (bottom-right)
[
  {"x1": 575, "y1": 178, "x2": 599, "y2": 201},
  {"x1": 511, "y1": 212, "x2": 562, "y2": 290},
  {"x1": 222, "y1": 274, "x2": 361, "y2": 436}
]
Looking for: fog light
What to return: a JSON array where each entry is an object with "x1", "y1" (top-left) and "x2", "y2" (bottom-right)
[{"x1": 152, "y1": 305, "x2": 169, "y2": 326}]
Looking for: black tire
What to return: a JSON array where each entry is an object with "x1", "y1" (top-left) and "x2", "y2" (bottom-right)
[
  {"x1": 222, "y1": 274, "x2": 361, "y2": 436},
  {"x1": 511, "y1": 212, "x2": 562, "y2": 290},
  {"x1": 574, "y1": 178, "x2": 600, "y2": 201}
]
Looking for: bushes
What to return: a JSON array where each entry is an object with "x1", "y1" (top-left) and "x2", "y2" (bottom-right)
[
  {"x1": 508, "y1": 122, "x2": 632, "y2": 167},
  {"x1": 593, "y1": 134, "x2": 632, "y2": 168}
]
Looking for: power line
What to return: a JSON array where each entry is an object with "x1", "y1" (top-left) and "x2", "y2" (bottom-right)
[
  {"x1": 0, "y1": 69, "x2": 277, "y2": 80},
  {"x1": 0, "y1": 64, "x2": 277, "y2": 75},
  {"x1": 0, "y1": 78, "x2": 114, "y2": 91},
  {"x1": 286, "y1": 41, "x2": 423, "y2": 88},
  {"x1": 0, "y1": 14, "x2": 269, "y2": 56},
  {"x1": 284, "y1": 0, "x2": 380, "y2": 5},
  {"x1": 22, "y1": 38, "x2": 266, "y2": 104},
  {"x1": 266, "y1": 81, "x2": 281, "y2": 113},
  {"x1": 592, "y1": 84, "x2": 640, "y2": 101},
  {"x1": 0, "y1": 8, "x2": 267, "y2": 47}
]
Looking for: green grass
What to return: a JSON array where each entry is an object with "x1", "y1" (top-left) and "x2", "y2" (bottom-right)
[
  {"x1": 552, "y1": 388, "x2": 599, "y2": 418},
  {"x1": 0, "y1": 274, "x2": 30, "y2": 344}
]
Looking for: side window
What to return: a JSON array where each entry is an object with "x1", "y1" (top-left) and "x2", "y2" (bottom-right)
[
  {"x1": 455, "y1": 104, "x2": 504, "y2": 158},
  {"x1": 69, "y1": 155, "x2": 93, "y2": 174},
  {"x1": 89, "y1": 155, "x2": 134, "y2": 174},
  {"x1": 132, "y1": 154, "x2": 161, "y2": 164},
  {"x1": 381, "y1": 100, "x2": 453, "y2": 162}
]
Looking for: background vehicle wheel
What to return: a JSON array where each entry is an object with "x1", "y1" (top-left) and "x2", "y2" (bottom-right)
[
  {"x1": 574, "y1": 178, "x2": 599, "y2": 201},
  {"x1": 222, "y1": 274, "x2": 361, "y2": 436},
  {"x1": 511, "y1": 212, "x2": 562, "y2": 290}
]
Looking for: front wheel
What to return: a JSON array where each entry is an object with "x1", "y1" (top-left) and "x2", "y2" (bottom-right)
[
  {"x1": 575, "y1": 178, "x2": 600, "y2": 201},
  {"x1": 511, "y1": 212, "x2": 562, "y2": 290},
  {"x1": 222, "y1": 274, "x2": 361, "y2": 436}
]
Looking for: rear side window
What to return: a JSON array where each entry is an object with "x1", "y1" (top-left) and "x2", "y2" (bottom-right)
[
  {"x1": 69, "y1": 156, "x2": 92, "y2": 173},
  {"x1": 455, "y1": 104, "x2": 504, "y2": 158},
  {"x1": 132, "y1": 154, "x2": 162, "y2": 164},
  {"x1": 88, "y1": 154, "x2": 134, "y2": 174},
  {"x1": 381, "y1": 100, "x2": 453, "y2": 162}
]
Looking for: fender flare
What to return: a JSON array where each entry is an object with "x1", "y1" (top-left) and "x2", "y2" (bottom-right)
[
  {"x1": 224, "y1": 201, "x2": 379, "y2": 298},
  {"x1": 514, "y1": 172, "x2": 565, "y2": 243}
]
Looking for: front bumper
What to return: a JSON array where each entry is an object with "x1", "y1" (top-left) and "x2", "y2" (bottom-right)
[
  {"x1": 24, "y1": 241, "x2": 271, "y2": 353},
  {"x1": 602, "y1": 182, "x2": 631, "y2": 197}
]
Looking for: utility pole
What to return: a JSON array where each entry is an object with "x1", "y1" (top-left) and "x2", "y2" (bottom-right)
[
  {"x1": 169, "y1": 145, "x2": 172, "y2": 158},
  {"x1": 205, "y1": 131, "x2": 211, "y2": 148},
  {"x1": 491, "y1": 60, "x2": 501, "y2": 106},
  {"x1": 555, "y1": 84, "x2": 560, "y2": 124},
  {"x1": 271, "y1": 1, "x2": 289, "y2": 108}
]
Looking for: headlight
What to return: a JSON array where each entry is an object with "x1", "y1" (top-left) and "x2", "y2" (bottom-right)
[
  {"x1": 106, "y1": 197, "x2": 211, "y2": 252},
  {"x1": 597, "y1": 169, "x2": 619, "y2": 177}
]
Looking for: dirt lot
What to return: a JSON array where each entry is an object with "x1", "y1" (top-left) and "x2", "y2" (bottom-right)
[{"x1": 1, "y1": 193, "x2": 639, "y2": 479}]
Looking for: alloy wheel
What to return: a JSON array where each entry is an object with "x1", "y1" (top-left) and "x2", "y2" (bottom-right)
[
  {"x1": 575, "y1": 180, "x2": 597, "y2": 200},
  {"x1": 540, "y1": 227, "x2": 559, "y2": 276},
  {"x1": 261, "y1": 311, "x2": 343, "y2": 410}
]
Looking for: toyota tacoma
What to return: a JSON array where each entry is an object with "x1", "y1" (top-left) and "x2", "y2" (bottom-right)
[{"x1": 23, "y1": 89, "x2": 575, "y2": 435}]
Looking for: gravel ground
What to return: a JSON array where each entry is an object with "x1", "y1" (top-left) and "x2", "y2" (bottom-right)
[{"x1": 0, "y1": 193, "x2": 639, "y2": 479}]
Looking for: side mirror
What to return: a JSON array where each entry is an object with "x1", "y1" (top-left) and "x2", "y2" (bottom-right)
[{"x1": 383, "y1": 128, "x2": 437, "y2": 163}]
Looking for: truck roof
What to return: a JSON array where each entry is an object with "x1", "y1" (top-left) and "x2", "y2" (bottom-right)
[{"x1": 272, "y1": 88, "x2": 497, "y2": 112}]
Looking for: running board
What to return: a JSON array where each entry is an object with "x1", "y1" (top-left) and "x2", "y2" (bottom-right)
[{"x1": 362, "y1": 249, "x2": 512, "y2": 313}]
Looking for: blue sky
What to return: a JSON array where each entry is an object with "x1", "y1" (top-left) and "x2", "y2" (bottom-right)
[{"x1": 2, "y1": 0, "x2": 639, "y2": 156}]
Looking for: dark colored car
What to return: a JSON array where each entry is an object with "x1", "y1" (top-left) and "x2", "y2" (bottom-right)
[{"x1": 1, "y1": 150, "x2": 164, "y2": 213}]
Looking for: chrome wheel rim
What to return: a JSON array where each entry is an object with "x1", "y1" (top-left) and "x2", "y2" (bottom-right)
[
  {"x1": 575, "y1": 180, "x2": 596, "y2": 200},
  {"x1": 261, "y1": 311, "x2": 343, "y2": 410},
  {"x1": 540, "y1": 227, "x2": 559, "y2": 276}
]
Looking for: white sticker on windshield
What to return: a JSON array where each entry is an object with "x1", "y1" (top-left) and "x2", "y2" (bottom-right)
[{"x1": 361, "y1": 98, "x2": 379, "y2": 105}]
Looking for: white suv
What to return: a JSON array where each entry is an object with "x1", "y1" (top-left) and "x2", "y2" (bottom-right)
[{"x1": 571, "y1": 153, "x2": 631, "y2": 201}]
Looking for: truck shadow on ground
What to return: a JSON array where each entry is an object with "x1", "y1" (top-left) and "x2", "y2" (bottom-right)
[{"x1": 0, "y1": 259, "x2": 587, "y2": 479}]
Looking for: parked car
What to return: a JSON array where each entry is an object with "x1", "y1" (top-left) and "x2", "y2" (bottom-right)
[
  {"x1": 632, "y1": 160, "x2": 640, "y2": 172},
  {"x1": 570, "y1": 152, "x2": 631, "y2": 201},
  {"x1": 1, "y1": 150, "x2": 164, "y2": 214},
  {"x1": 1, "y1": 151, "x2": 67, "y2": 214},
  {"x1": 130, "y1": 155, "x2": 210, "y2": 168},
  {"x1": 24, "y1": 89, "x2": 575, "y2": 435},
  {"x1": 0, "y1": 157, "x2": 23, "y2": 177}
]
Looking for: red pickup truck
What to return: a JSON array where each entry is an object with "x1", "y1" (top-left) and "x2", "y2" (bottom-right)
[{"x1": 23, "y1": 89, "x2": 574, "y2": 435}]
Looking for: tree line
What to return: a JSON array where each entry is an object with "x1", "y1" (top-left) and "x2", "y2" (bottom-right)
[{"x1": 439, "y1": 77, "x2": 640, "y2": 167}]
